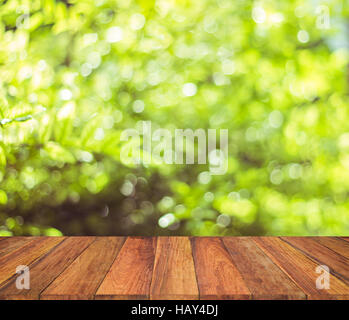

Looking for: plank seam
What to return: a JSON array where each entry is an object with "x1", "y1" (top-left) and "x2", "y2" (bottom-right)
[
  {"x1": 220, "y1": 238, "x2": 252, "y2": 299},
  {"x1": 0, "y1": 238, "x2": 38, "y2": 261},
  {"x1": 280, "y1": 237, "x2": 349, "y2": 285},
  {"x1": 221, "y1": 239, "x2": 258, "y2": 299},
  {"x1": 0, "y1": 237, "x2": 65, "y2": 292},
  {"x1": 39, "y1": 237, "x2": 98, "y2": 300},
  {"x1": 322, "y1": 237, "x2": 349, "y2": 258},
  {"x1": 252, "y1": 237, "x2": 309, "y2": 300},
  {"x1": 149, "y1": 237, "x2": 159, "y2": 300},
  {"x1": 223, "y1": 238, "x2": 307, "y2": 300},
  {"x1": 0, "y1": 237, "x2": 68, "y2": 295},
  {"x1": 92, "y1": 237, "x2": 126, "y2": 300},
  {"x1": 189, "y1": 237, "x2": 201, "y2": 300},
  {"x1": 311, "y1": 237, "x2": 349, "y2": 259}
]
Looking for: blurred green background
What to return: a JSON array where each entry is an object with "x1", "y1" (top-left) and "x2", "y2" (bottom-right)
[{"x1": 0, "y1": 0, "x2": 349, "y2": 236}]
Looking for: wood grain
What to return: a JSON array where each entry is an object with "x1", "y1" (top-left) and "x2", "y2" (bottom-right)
[
  {"x1": 0, "y1": 236, "x2": 348, "y2": 300},
  {"x1": 0, "y1": 237, "x2": 95, "y2": 300},
  {"x1": 0, "y1": 237, "x2": 64, "y2": 288},
  {"x1": 41, "y1": 237, "x2": 124, "y2": 300},
  {"x1": 150, "y1": 237, "x2": 198, "y2": 300},
  {"x1": 191, "y1": 237, "x2": 250, "y2": 300},
  {"x1": 282, "y1": 237, "x2": 349, "y2": 286},
  {"x1": 223, "y1": 237, "x2": 306, "y2": 300},
  {"x1": 311, "y1": 237, "x2": 349, "y2": 260},
  {"x1": 96, "y1": 237, "x2": 156, "y2": 300},
  {"x1": 255, "y1": 237, "x2": 349, "y2": 300},
  {"x1": 0, "y1": 237, "x2": 37, "y2": 258}
]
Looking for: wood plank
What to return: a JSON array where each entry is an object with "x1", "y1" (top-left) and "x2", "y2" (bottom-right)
[
  {"x1": 282, "y1": 237, "x2": 349, "y2": 286},
  {"x1": 41, "y1": 237, "x2": 125, "y2": 300},
  {"x1": 0, "y1": 237, "x2": 64, "y2": 288},
  {"x1": 0, "y1": 237, "x2": 95, "y2": 300},
  {"x1": 223, "y1": 237, "x2": 306, "y2": 300},
  {"x1": 0, "y1": 237, "x2": 37, "y2": 258},
  {"x1": 191, "y1": 237, "x2": 250, "y2": 300},
  {"x1": 311, "y1": 237, "x2": 349, "y2": 260},
  {"x1": 96, "y1": 237, "x2": 156, "y2": 300},
  {"x1": 255, "y1": 237, "x2": 349, "y2": 300},
  {"x1": 0, "y1": 236, "x2": 347, "y2": 300},
  {"x1": 150, "y1": 237, "x2": 198, "y2": 300}
]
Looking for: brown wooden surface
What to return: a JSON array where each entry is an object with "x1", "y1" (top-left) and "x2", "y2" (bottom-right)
[
  {"x1": 150, "y1": 237, "x2": 198, "y2": 300},
  {"x1": 191, "y1": 237, "x2": 250, "y2": 300},
  {"x1": 0, "y1": 237, "x2": 94, "y2": 300},
  {"x1": 0, "y1": 237, "x2": 36, "y2": 259},
  {"x1": 0, "y1": 237, "x2": 63, "y2": 289},
  {"x1": 311, "y1": 237, "x2": 349, "y2": 260},
  {"x1": 96, "y1": 237, "x2": 156, "y2": 300},
  {"x1": 223, "y1": 237, "x2": 306, "y2": 299},
  {"x1": 0, "y1": 236, "x2": 348, "y2": 300},
  {"x1": 282, "y1": 237, "x2": 349, "y2": 286},
  {"x1": 41, "y1": 237, "x2": 124, "y2": 300},
  {"x1": 254, "y1": 237, "x2": 349, "y2": 300}
]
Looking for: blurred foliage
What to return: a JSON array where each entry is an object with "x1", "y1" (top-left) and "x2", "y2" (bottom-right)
[{"x1": 0, "y1": 0, "x2": 349, "y2": 236}]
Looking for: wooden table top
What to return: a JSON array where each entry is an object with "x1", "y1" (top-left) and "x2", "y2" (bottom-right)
[{"x1": 0, "y1": 236, "x2": 348, "y2": 300}]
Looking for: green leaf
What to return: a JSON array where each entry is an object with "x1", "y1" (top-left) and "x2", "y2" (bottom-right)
[
  {"x1": 44, "y1": 142, "x2": 76, "y2": 164},
  {"x1": 0, "y1": 190, "x2": 8, "y2": 205},
  {"x1": 0, "y1": 146, "x2": 6, "y2": 167},
  {"x1": 44, "y1": 227, "x2": 63, "y2": 236}
]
